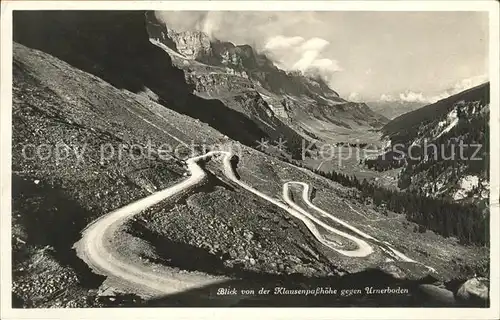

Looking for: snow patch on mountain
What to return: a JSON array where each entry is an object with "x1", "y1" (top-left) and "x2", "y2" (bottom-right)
[
  {"x1": 150, "y1": 38, "x2": 186, "y2": 59},
  {"x1": 453, "y1": 175, "x2": 479, "y2": 200},
  {"x1": 435, "y1": 109, "x2": 459, "y2": 139}
]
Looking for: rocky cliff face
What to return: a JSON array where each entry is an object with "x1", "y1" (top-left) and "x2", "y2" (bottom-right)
[
  {"x1": 168, "y1": 30, "x2": 212, "y2": 60},
  {"x1": 12, "y1": 10, "x2": 385, "y2": 159},
  {"x1": 146, "y1": 11, "x2": 388, "y2": 142},
  {"x1": 14, "y1": 10, "x2": 303, "y2": 154}
]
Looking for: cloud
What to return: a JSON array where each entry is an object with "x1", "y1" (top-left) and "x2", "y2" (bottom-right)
[
  {"x1": 380, "y1": 93, "x2": 395, "y2": 101},
  {"x1": 263, "y1": 35, "x2": 341, "y2": 84},
  {"x1": 200, "y1": 12, "x2": 222, "y2": 38},
  {"x1": 348, "y1": 92, "x2": 361, "y2": 101},
  {"x1": 383, "y1": 74, "x2": 488, "y2": 104},
  {"x1": 426, "y1": 74, "x2": 488, "y2": 103},
  {"x1": 310, "y1": 58, "x2": 342, "y2": 72},
  {"x1": 264, "y1": 35, "x2": 305, "y2": 50},
  {"x1": 155, "y1": 12, "x2": 343, "y2": 85},
  {"x1": 300, "y1": 37, "x2": 330, "y2": 51},
  {"x1": 155, "y1": 11, "x2": 209, "y2": 33},
  {"x1": 292, "y1": 50, "x2": 320, "y2": 71},
  {"x1": 399, "y1": 91, "x2": 428, "y2": 103},
  {"x1": 307, "y1": 59, "x2": 342, "y2": 82},
  {"x1": 451, "y1": 74, "x2": 488, "y2": 93}
]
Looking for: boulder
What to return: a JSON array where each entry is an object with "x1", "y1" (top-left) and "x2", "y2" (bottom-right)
[
  {"x1": 418, "y1": 284, "x2": 456, "y2": 306},
  {"x1": 456, "y1": 277, "x2": 489, "y2": 306}
]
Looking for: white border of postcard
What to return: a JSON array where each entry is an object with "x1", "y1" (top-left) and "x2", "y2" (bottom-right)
[{"x1": 1, "y1": 1, "x2": 499, "y2": 319}]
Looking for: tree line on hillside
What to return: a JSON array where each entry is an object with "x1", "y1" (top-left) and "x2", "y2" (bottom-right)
[
  {"x1": 335, "y1": 142, "x2": 369, "y2": 148},
  {"x1": 363, "y1": 109, "x2": 489, "y2": 175},
  {"x1": 398, "y1": 114, "x2": 489, "y2": 190},
  {"x1": 281, "y1": 158, "x2": 489, "y2": 246},
  {"x1": 363, "y1": 150, "x2": 406, "y2": 172}
]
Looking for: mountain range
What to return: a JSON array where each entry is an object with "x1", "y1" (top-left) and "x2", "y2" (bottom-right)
[
  {"x1": 145, "y1": 12, "x2": 389, "y2": 145},
  {"x1": 366, "y1": 100, "x2": 426, "y2": 120}
]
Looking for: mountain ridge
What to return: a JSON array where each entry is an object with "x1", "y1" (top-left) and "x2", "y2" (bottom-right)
[
  {"x1": 366, "y1": 100, "x2": 426, "y2": 120},
  {"x1": 364, "y1": 82, "x2": 490, "y2": 203},
  {"x1": 148, "y1": 12, "x2": 342, "y2": 100},
  {"x1": 146, "y1": 11, "x2": 389, "y2": 141}
]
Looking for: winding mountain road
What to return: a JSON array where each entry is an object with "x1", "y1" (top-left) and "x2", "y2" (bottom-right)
[
  {"x1": 75, "y1": 151, "x2": 430, "y2": 296},
  {"x1": 285, "y1": 182, "x2": 412, "y2": 261},
  {"x1": 74, "y1": 152, "x2": 229, "y2": 296},
  {"x1": 283, "y1": 182, "x2": 373, "y2": 257}
]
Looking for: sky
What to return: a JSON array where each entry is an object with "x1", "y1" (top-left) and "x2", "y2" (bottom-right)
[{"x1": 156, "y1": 11, "x2": 489, "y2": 102}]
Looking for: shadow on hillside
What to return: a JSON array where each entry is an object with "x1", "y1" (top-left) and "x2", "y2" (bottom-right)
[
  {"x1": 11, "y1": 174, "x2": 105, "y2": 289},
  {"x1": 229, "y1": 154, "x2": 241, "y2": 180},
  {"x1": 13, "y1": 11, "x2": 268, "y2": 148},
  {"x1": 125, "y1": 269, "x2": 462, "y2": 307}
]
